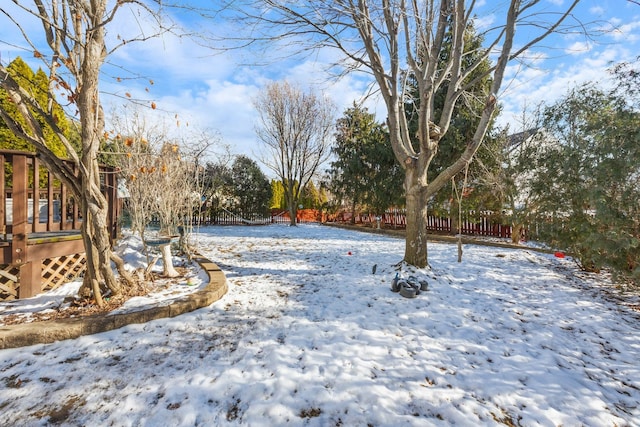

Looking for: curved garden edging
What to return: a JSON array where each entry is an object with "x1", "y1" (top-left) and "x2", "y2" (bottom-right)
[{"x1": 0, "y1": 255, "x2": 228, "y2": 350}]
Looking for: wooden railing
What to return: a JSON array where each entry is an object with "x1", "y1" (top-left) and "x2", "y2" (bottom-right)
[{"x1": 1, "y1": 149, "x2": 118, "y2": 240}]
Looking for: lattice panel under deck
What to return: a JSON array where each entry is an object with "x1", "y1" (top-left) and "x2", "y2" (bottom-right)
[
  {"x1": 41, "y1": 253, "x2": 86, "y2": 293},
  {"x1": 0, "y1": 265, "x2": 20, "y2": 300}
]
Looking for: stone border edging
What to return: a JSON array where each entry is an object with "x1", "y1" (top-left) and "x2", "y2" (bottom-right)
[{"x1": 0, "y1": 256, "x2": 228, "y2": 350}]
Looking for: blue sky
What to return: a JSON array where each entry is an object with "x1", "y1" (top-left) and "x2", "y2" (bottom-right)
[{"x1": 1, "y1": 1, "x2": 639, "y2": 162}]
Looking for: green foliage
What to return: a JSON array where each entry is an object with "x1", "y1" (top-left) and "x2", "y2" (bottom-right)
[
  {"x1": 1, "y1": 58, "x2": 34, "y2": 152},
  {"x1": 0, "y1": 57, "x2": 71, "y2": 157},
  {"x1": 270, "y1": 178, "x2": 325, "y2": 210},
  {"x1": 328, "y1": 103, "x2": 404, "y2": 215},
  {"x1": 228, "y1": 155, "x2": 272, "y2": 215},
  {"x1": 202, "y1": 156, "x2": 271, "y2": 215},
  {"x1": 202, "y1": 160, "x2": 231, "y2": 214},
  {"x1": 270, "y1": 179, "x2": 286, "y2": 210},
  {"x1": 318, "y1": 185, "x2": 329, "y2": 210},
  {"x1": 300, "y1": 181, "x2": 320, "y2": 209},
  {"x1": 0, "y1": 58, "x2": 76, "y2": 189},
  {"x1": 302, "y1": 181, "x2": 329, "y2": 210},
  {"x1": 530, "y1": 61, "x2": 640, "y2": 285},
  {"x1": 486, "y1": 126, "x2": 550, "y2": 242}
]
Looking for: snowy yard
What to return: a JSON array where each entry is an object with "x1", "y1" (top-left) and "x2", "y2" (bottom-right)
[{"x1": 1, "y1": 224, "x2": 639, "y2": 426}]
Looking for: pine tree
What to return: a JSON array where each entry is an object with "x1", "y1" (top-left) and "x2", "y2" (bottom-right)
[
  {"x1": 1, "y1": 58, "x2": 75, "y2": 189},
  {"x1": 301, "y1": 181, "x2": 321, "y2": 209},
  {"x1": 0, "y1": 57, "x2": 71, "y2": 156},
  {"x1": 201, "y1": 160, "x2": 233, "y2": 217},
  {"x1": 228, "y1": 155, "x2": 272, "y2": 215},
  {"x1": 328, "y1": 103, "x2": 403, "y2": 220},
  {"x1": 270, "y1": 180, "x2": 286, "y2": 210},
  {"x1": 0, "y1": 59, "x2": 33, "y2": 152}
]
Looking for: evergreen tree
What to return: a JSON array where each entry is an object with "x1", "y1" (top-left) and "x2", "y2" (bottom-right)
[
  {"x1": 493, "y1": 125, "x2": 548, "y2": 243},
  {"x1": 362, "y1": 129, "x2": 405, "y2": 215},
  {"x1": 0, "y1": 57, "x2": 71, "y2": 157},
  {"x1": 318, "y1": 185, "x2": 329, "y2": 209},
  {"x1": 270, "y1": 180, "x2": 286, "y2": 210},
  {"x1": 300, "y1": 181, "x2": 321, "y2": 209},
  {"x1": 530, "y1": 61, "x2": 640, "y2": 284},
  {"x1": 1, "y1": 58, "x2": 76, "y2": 189},
  {"x1": 0, "y1": 58, "x2": 34, "y2": 152},
  {"x1": 328, "y1": 103, "x2": 403, "y2": 220},
  {"x1": 201, "y1": 160, "x2": 233, "y2": 217},
  {"x1": 227, "y1": 155, "x2": 272, "y2": 215}
]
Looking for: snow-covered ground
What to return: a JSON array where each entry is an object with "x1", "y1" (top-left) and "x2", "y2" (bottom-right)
[
  {"x1": 1, "y1": 224, "x2": 639, "y2": 426},
  {"x1": 0, "y1": 232, "x2": 209, "y2": 324}
]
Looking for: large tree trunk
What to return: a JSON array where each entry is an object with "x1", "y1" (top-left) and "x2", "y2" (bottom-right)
[
  {"x1": 74, "y1": 10, "x2": 123, "y2": 303},
  {"x1": 511, "y1": 223, "x2": 523, "y2": 244},
  {"x1": 288, "y1": 205, "x2": 297, "y2": 226},
  {"x1": 79, "y1": 211, "x2": 104, "y2": 305},
  {"x1": 285, "y1": 182, "x2": 298, "y2": 226},
  {"x1": 403, "y1": 166, "x2": 429, "y2": 267},
  {"x1": 77, "y1": 139, "x2": 123, "y2": 301},
  {"x1": 1, "y1": 0, "x2": 157, "y2": 305}
]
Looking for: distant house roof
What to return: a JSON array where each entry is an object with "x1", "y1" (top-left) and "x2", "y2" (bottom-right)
[{"x1": 506, "y1": 128, "x2": 540, "y2": 152}]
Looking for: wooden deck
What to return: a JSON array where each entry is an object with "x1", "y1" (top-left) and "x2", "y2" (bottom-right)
[{"x1": 1, "y1": 150, "x2": 119, "y2": 300}]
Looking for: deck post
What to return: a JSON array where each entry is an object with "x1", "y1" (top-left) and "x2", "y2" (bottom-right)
[
  {"x1": 12, "y1": 155, "x2": 42, "y2": 298},
  {"x1": 0, "y1": 155, "x2": 5, "y2": 238},
  {"x1": 18, "y1": 261, "x2": 41, "y2": 298},
  {"x1": 11, "y1": 154, "x2": 28, "y2": 265}
]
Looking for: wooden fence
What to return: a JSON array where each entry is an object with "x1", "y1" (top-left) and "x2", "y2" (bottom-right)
[
  {"x1": 188, "y1": 209, "x2": 322, "y2": 226},
  {"x1": 329, "y1": 208, "x2": 514, "y2": 239},
  {"x1": 187, "y1": 207, "x2": 514, "y2": 239}
]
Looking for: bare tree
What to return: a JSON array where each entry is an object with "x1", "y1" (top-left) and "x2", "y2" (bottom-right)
[
  {"x1": 0, "y1": 1, "x2": 172, "y2": 304},
  {"x1": 220, "y1": 0, "x2": 584, "y2": 267},
  {"x1": 254, "y1": 81, "x2": 334, "y2": 226},
  {"x1": 107, "y1": 108, "x2": 216, "y2": 256}
]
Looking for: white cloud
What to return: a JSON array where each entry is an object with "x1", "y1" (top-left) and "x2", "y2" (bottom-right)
[
  {"x1": 496, "y1": 41, "x2": 631, "y2": 132},
  {"x1": 503, "y1": 50, "x2": 549, "y2": 81},
  {"x1": 152, "y1": 80, "x2": 261, "y2": 157},
  {"x1": 472, "y1": 14, "x2": 496, "y2": 32},
  {"x1": 564, "y1": 41, "x2": 592, "y2": 55},
  {"x1": 608, "y1": 20, "x2": 640, "y2": 43}
]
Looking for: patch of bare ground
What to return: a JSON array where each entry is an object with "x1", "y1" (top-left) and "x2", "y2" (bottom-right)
[{"x1": 33, "y1": 395, "x2": 86, "y2": 426}]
